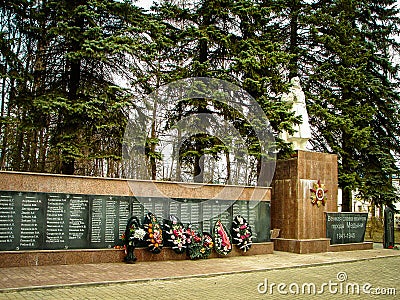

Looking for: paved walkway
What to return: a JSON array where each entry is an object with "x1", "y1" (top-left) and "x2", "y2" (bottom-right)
[{"x1": 0, "y1": 245, "x2": 399, "y2": 299}]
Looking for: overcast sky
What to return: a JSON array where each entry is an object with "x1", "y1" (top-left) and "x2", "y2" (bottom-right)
[{"x1": 136, "y1": 0, "x2": 155, "y2": 10}]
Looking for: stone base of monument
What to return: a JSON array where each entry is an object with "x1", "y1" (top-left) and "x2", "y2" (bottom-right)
[
  {"x1": 0, "y1": 242, "x2": 274, "y2": 268},
  {"x1": 272, "y1": 238, "x2": 331, "y2": 254},
  {"x1": 272, "y1": 239, "x2": 373, "y2": 254},
  {"x1": 328, "y1": 242, "x2": 373, "y2": 252},
  {"x1": 0, "y1": 249, "x2": 125, "y2": 268}
]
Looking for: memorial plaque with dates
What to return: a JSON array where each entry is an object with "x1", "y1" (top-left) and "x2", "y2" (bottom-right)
[
  {"x1": 0, "y1": 192, "x2": 46, "y2": 250},
  {"x1": 175, "y1": 199, "x2": 202, "y2": 227},
  {"x1": 190, "y1": 201, "x2": 201, "y2": 225},
  {"x1": 180, "y1": 201, "x2": 192, "y2": 225},
  {"x1": 90, "y1": 197, "x2": 104, "y2": 245},
  {"x1": 214, "y1": 203, "x2": 231, "y2": 230},
  {"x1": 232, "y1": 201, "x2": 248, "y2": 219},
  {"x1": 118, "y1": 197, "x2": 131, "y2": 241},
  {"x1": 90, "y1": 196, "x2": 132, "y2": 248},
  {"x1": 131, "y1": 198, "x2": 144, "y2": 220},
  {"x1": 138, "y1": 197, "x2": 167, "y2": 220},
  {"x1": 168, "y1": 200, "x2": 180, "y2": 220},
  {"x1": 326, "y1": 213, "x2": 368, "y2": 244},
  {"x1": 201, "y1": 201, "x2": 213, "y2": 232},
  {"x1": 104, "y1": 198, "x2": 118, "y2": 245},
  {"x1": 201, "y1": 199, "x2": 231, "y2": 233}
]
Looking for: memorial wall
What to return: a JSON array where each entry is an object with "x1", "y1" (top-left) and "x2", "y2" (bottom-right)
[
  {"x1": 0, "y1": 191, "x2": 270, "y2": 251},
  {"x1": 0, "y1": 172, "x2": 271, "y2": 251}
]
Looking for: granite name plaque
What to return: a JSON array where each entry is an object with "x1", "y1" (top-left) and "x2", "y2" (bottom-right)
[
  {"x1": 0, "y1": 192, "x2": 46, "y2": 250},
  {"x1": 45, "y1": 194, "x2": 67, "y2": 248},
  {"x1": 90, "y1": 196, "x2": 130, "y2": 248},
  {"x1": 326, "y1": 212, "x2": 368, "y2": 244},
  {"x1": 0, "y1": 194, "x2": 16, "y2": 246}
]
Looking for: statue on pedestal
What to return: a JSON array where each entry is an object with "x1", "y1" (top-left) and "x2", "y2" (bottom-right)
[{"x1": 280, "y1": 77, "x2": 311, "y2": 151}]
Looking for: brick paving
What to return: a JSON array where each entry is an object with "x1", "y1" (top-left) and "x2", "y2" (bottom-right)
[{"x1": 0, "y1": 245, "x2": 399, "y2": 299}]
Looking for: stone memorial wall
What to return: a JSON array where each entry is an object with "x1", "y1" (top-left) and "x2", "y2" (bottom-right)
[{"x1": 0, "y1": 172, "x2": 271, "y2": 252}]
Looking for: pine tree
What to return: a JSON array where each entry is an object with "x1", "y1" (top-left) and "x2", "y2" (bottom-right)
[
  {"x1": 0, "y1": 0, "x2": 149, "y2": 176},
  {"x1": 147, "y1": 0, "x2": 293, "y2": 184},
  {"x1": 305, "y1": 0, "x2": 400, "y2": 210},
  {"x1": 152, "y1": 0, "x2": 241, "y2": 183}
]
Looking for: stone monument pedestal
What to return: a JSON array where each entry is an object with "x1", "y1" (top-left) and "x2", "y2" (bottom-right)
[{"x1": 271, "y1": 151, "x2": 338, "y2": 253}]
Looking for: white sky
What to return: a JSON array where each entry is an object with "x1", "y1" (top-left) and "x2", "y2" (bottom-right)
[{"x1": 136, "y1": 0, "x2": 157, "y2": 10}]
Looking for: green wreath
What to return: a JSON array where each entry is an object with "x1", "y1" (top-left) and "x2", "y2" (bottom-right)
[{"x1": 186, "y1": 224, "x2": 204, "y2": 260}]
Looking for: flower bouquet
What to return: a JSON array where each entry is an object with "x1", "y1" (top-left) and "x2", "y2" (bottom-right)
[
  {"x1": 213, "y1": 219, "x2": 232, "y2": 256},
  {"x1": 231, "y1": 215, "x2": 253, "y2": 252},
  {"x1": 122, "y1": 216, "x2": 146, "y2": 263},
  {"x1": 164, "y1": 215, "x2": 187, "y2": 254},
  {"x1": 199, "y1": 232, "x2": 214, "y2": 259},
  {"x1": 143, "y1": 212, "x2": 163, "y2": 254},
  {"x1": 186, "y1": 224, "x2": 204, "y2": 260}
]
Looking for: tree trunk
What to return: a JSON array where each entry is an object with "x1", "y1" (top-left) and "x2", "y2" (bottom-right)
[
  {"x1": 193, "y1": 155, "x2": 204, "y2": 183},
  {"x1": 150, "y1": 105, "x2": 157, "y2": 180},
  {"x1": 61, "y1": 1, "x2": 85, "y2": 175},
  {"x1": 0, "y1": 77, "x2": 8, "y2": 169},
  {"x1": 341, "y1": 186, "x2": 352, "y2": 212},
  {"x1": 225, "y1": 150, "x2": 231, "y2": 184}
]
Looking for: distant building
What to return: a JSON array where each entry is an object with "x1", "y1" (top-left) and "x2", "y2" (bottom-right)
[
  {"x1": 393, "y1": 176, "x2": 400, "y2": 230},
  {"x1": 337, "y1": 181, "x2": 400, "y2": 230},
  {"x1": 337, "y1": 188, "x2": 372, "y2": 214}
]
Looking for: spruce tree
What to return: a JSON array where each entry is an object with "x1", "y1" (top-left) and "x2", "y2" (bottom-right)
[
  {"x1": 149, "y1": 0, "x2": 292, "y2": 184},
  {"x1": 305, "y1": 0, "x2": 400, "y2": 210},
  {"x1": 1, "y1": 0, "x2": 149, "y2": 176}
]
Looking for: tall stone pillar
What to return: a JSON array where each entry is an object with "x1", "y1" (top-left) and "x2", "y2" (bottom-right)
[{"x1": 271, "y1": 151, "x2": 338, "y2": 253}]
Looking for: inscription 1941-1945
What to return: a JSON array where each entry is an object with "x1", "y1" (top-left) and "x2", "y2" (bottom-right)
[{"x1": 326, "y1": 212, "x2": 368, "y2": 245}]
